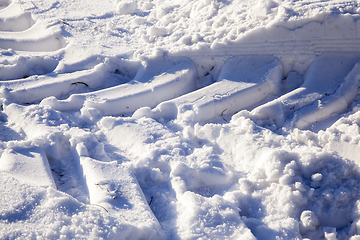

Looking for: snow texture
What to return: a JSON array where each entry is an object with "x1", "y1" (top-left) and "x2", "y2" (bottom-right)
[{"x1": 2, "y1": 0, "x2": 360, "y2": 239}]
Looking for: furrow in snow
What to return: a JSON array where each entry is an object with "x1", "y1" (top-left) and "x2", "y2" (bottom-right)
[
  {"x1": 0, "y1": 20, "x2": 65, "y2": 51},
  {"x1": 175, "y1": 38, "x2": 360, "y2": 58},
  {"x1": 79, "y1": 156, "x2": 163, "y2": 239},
  {"x1": 0, "y1": 51, "x2": 59, "y2": 81},
  {"x1": 134, "y1": 55, "x2": 283, "y2": 122},
  {"x1": 250, "y1": 53, "x2": 360, "y2": 126},
  {"x1": 0, "y1": 1, "x2": 33, "y2": 32},
  {"x1": 293, "y1": 63, "x2": 360, "y2": 128},
  {"x1": 40, "y1": 57, "x2": 197, "y2": 116},
  {"x1": 0, "y1": 61, "x2": 112, "y2": 103}
]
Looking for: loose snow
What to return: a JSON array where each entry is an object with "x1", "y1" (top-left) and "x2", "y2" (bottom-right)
[{"x1": 2, "y1": 0, "x2": 360, "y2": 239}]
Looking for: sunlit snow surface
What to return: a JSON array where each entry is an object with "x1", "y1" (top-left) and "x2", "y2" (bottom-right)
[{"x1": 2, "y1": 0, "x2": 360, "y2": 239}]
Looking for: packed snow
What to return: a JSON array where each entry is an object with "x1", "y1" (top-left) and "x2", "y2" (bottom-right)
[{"x1": 2, "y1": 0, "x2": 360, "y2": 239}]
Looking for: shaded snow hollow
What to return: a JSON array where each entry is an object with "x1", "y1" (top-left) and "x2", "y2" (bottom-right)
[{"x1": 2, "y1": 0, "x2": 360, "y2": 239}]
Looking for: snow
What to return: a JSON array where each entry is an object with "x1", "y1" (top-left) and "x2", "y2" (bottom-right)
[
  {"x1": 153, "y1": 55, "x2": 283, "y2": 122},
  {"x1": 0, "y1": 146, "x2": 56, "y2": 188},
  {"x1": 251, "y1": 53, "x2": 360, "y2": 127},
  {"x1": 116, "y1": 1, "x2": 137, "y2": 15},
  {"x1": 2, "y1": 0, "x2": 360, "y2": 239}
]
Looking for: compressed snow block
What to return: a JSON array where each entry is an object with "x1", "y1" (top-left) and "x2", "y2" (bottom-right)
[
  {"x1": 80, "y1": 157, "x2": 162, "y2": 237},
  {"x1": 169, "y1": 55, "x2": 283, "y2": 122},
  {"x1": 0, "y1": 146, "x2": 56, "y2": 188},
  {"x1": 40, "y1": 56, "x2": 197, "y2": 116},
  {"x1": 251, "y1": 53, "x2": 360, "y2": 126}
]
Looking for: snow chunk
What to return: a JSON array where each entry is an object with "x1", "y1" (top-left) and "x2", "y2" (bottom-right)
[
  {"x1": 80, "y1": 106, "x2": 102, "y2": 124},
  {"x1": 311, "y1": 173, "x2": 322, "y2": 182},
  {"x1": 171, "y1": 160, "x2": 234, "y2": 195},
  {"x1": 147, "y1": 26, "x2": 169, "y2": 41},
  {"x1": 117, "y1": 1, "x2": 137, "y2": 15},
  {"x1": 80, "y1": 157, "x2": 163, "y2": 238},
  {"x1": 324, "y1": 227, "x2": 337, "y2": 240},
  {"x1": 300, "y1": 210, "x2": 320, "y2": 232},
  {"x1": 132, "y1": 101, "x2": 178, "y2": 121}
]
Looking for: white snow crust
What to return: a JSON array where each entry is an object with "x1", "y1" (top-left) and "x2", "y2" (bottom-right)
[{"x1": 2, "y1": 0, "x2": 360, "y2": 239}]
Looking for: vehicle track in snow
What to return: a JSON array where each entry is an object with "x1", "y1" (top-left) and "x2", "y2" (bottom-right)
[
  {"x1": 2, "y1": 47, "x2": 360, "y2": 129},
  {"x1": 2, "y1": 2, "x2": 360, "y2": 238},
  {"x1": 1, "y1": 103, "x2": 164, "y2": 239},
  {"x1": 0, "y1": 0, "x2": 65, "y2": 81},
  {"x1": 0, "y1": 1, "x2": 64, "y2": 51},
  {"x1": 2, "y1": 44, "x2": 360, "y2": 237},
  {"x1": 3, "y1": 49, "x2": 359, "y2": 129},
  {"x1": 1, "y1": 13, "x2": 360, "y2": 129}
]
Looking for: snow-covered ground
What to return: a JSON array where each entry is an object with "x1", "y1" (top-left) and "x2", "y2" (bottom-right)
[{"x1": 2, "y1": 0, "x2": 360, "y2": 239}]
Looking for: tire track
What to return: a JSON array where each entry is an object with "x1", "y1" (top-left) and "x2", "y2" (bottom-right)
[{"x1": 0, "y1": 1, "x2": 65, "y2": 81}]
